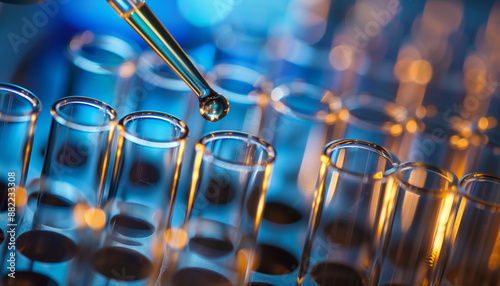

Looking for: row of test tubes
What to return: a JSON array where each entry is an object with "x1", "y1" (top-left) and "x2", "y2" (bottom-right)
[{"x1": 0, "y1": 28, "x2": 499, "y2": 286}]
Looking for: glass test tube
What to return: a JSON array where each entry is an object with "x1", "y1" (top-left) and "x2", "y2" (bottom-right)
[
  {"x1": 372, "y1": 162, "x2": 459, "y2": 286},
  {"x1": 341, "y1": 93, "x2": 408, "y2": 161},
  {"x1": 213, "y1": 25, "x2": 269, "y2": 69},
  {"x1": 0, "y1": 83, "x2": 41, "y2": 257},
  {"x1": 65, "y1": 31, "x2": 140, "y2": 116},
  {"x1": 132, "y1": 50, "x2": 199, "y2": 227},
  {"x1": 201, "y1": 63, "x2": 272, "y2": 137},
  {"x1": 296, "y1": 139, "x2": 400, "y2": 286},
  {"x1": 1, "y1": 179, "x2": 106, "y2": 286},
  {"x1": 161, "y1": 131, "x2": 276, "y2": 286},
  {"x1": 40, "y1": 97, "x2": 117, "y2": 207},
  {"x1": 440, "y1": 173, "x2": 500, "y2": 286},
  {"x1": 172, "y1": 63, "x2": 272, "y2": 225},
  {"x1": 407, "y1": 114, "x2": 474, "y2": 179},
  {"x1": 89, "y1": 112, "x2": 188, "y2": 286},
  {"x1": 249, "y1": 81, "x2": 342, "y2": 285}
]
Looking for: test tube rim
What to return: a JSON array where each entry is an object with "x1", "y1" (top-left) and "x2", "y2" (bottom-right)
[
  {"x1": 416, "y1": 115, "x2": 472, "y2": 138},
  {"x1": 459, "y1": 172, "x2": 500, "y2": 211},
  {"x1": 119, "y1": 111, "x2": 189, "y2": 148},
  {"x1": 322, "y1": 139, "x2": 400, "y2": 180},
  {"x1": 396, "y1": 161, "x2": 459, "y2": 197},
  {"x1": 213, "y1": 24, "x2": 268, "y2": 55},
  {"x1": 199, "y1": 130, "x2": 276, "y2": 168},
  {"x1": 66, "y1": 31, "x2": 139, "y2": 76},
  {"x1": 207, "y1": 63, "x2": 271, "y2": 105},
  {"x1": 269, "y1": 81, "x2": 341, "y2": 123},
  {"x1": 0, "y1": 82, "x2": 41, "y2": 122},
  {"x1": 51, "y1": 96, "x2": 117, "y2": 132},
  {"x1": 342, "y1": 94, "x2": 408, "y2": 132}
]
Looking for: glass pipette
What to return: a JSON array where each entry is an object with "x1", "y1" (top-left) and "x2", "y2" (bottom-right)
[{"x1": 106, "y1": 0, "x2": 229, "y2": 122}]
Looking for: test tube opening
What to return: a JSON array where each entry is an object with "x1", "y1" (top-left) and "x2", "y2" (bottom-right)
[
  {"x1": 200, "y1": 132, "x2": 276, "y2": 169},
  {"x1": 324, "y1": 139, "x2": 400, "y2": 178},
  {"x1": 120, "y1": 112, "x2": 189, "y2": 147},
  {"x1": 342, "y1": 94, "x2": 407, "y2": 133},
  {"x1": 269, "y1": 81, "x2": 341, "y2": 123},
  {"x1": 67, "y1": 31, "x2": 139, "y2": 76},
  {"x1": 460, "y1": 173, "x2": 500, "y2": 210},
  {"x1": 51, "y1": 97, "x2": 117, "y2": 132},
  {"x1": 0, "y1": 83, "x2": 41, "y2": 122},
  {"x1": 397, "y1": 162, "x2": 458, "y2": 195},
  {"x1": 208, "y1": 64, "x2": 271, "y2": 105}
]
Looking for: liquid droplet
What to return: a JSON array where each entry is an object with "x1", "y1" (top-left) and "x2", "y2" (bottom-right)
[{"x1": 199, "y1": 92, "x2": 230, "y2": 122}]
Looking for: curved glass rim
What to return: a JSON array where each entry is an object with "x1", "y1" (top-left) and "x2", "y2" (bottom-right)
[
  {"x1": 51, "y1": 96, "x2": 117, "y2": 132},
  {"x1": 199, "y1": 131, "x2": 276, "y2": 168},
  {"x1": 322, "y1": 139, "x2": 400, "y2": 180},
  {"x1": 460, "y1": 172, "x2": 500, "y2": 211},
  {"x1": 343, "y1": 94, "x2": 408, "y2": 131},
  {"x1": 136, "y1": 50, "x2": 198, "y2": 92},
  {"x1": 270, "y1": 81, "x2": 341, "y2": 123},
  {"x1": 66, "y1": 32, "x2": 139, "y2": 75},
  {"x1": 416, "y1": 115, "x2": 472, "y2": 138},
  {"x1": 119, "y1": 111, "x2": 189, "y2": 148},
  {"x1": 207, "y1": 63, "x2": 271, "y2": 105},
  {"x1": 0, "y1": 82, "x2": 42, "y2": 122},
  {"x1": 396, "y1": 161, "x2": 458, "y2": 197}
]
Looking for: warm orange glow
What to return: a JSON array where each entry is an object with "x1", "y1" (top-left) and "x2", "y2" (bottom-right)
[
  {"x1": 450, "y1": 199, "x2": 466, "y2": 247},
  {"x1": 376, "y1": 178, "x2": 397, "y2": 247},
  {"x1": 421, "y1": 1, "x2": 463, "y2": 35},
  {"x1": 254, "y1": 163, "x2": 273, "y2": 234},
  {"x1": 236, "y1": 249, "x2": 251, "y2": 275},
  {"x1": 15, "y1": 187, "x2": 28, "y2": 208},
  {"x1": 390, "y1": 124, "x2": 403, "y2": 136},
  {"x1": 20, "y1": 115, "x2": 37, "y2": 186},
  {"x1": 415, "y1": 106, "x2": 427, "y2": 119},
  {"x1": 394, "y1": 57, "x2": 414, "y2": 83},
  {"x1": 478, "y1": 117, "x2": 489, "y2": 130},
  {"x1": 406, "y1": 119, "x2": 418, "y2": 133},
  {"x1": 329, "y1": 45, "x2": 354, "y2": 71},
  {"x1": 409, "y1": 166, "x2": 427, "y2": 188},
  {"x1": 73, "y1": 203, "x2": 89, "y2": 228},
  {"x1": 401, "y1": 192, "x2": 419, "y2": 232},
  {"x1": 98, "y1": 121, "x2": 117, "y2": 205},
  {"x1": 119, "y1": 61, "x2": 137, "y2": 78},
  {"x1": 408, "y1": 59, "x2": 433, "y2": 85},
  {"x1": 167, "y1": 139, "x2": 186, "y2": 228},
  {"x1": 185, "y1": 144, "x2": 205, "y2": 222},
  {"x1": 84, "y1": 208, "x2": 106, "y2": 230},
  {"x1": 430, "y1": 193, "x2": 455, "y2": 267},
  {"x1": 164, "y1": 228, "x2": 188, "y2": 250},
  {"x1": 470, "y1": 134, "x2": 481, "y2": 147},
  {"x1": 325, "y1": 114, "x2": 337, "y2": 125},
  {"x1": 339, "y1": 109, "x2": 349, "y2": 122},
  {"x1": 449, "y1": 135, "x2": 469, "y2": 150},
  {"x1": 489, "y1": 227, "x2": 500, "y2": 270}
]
